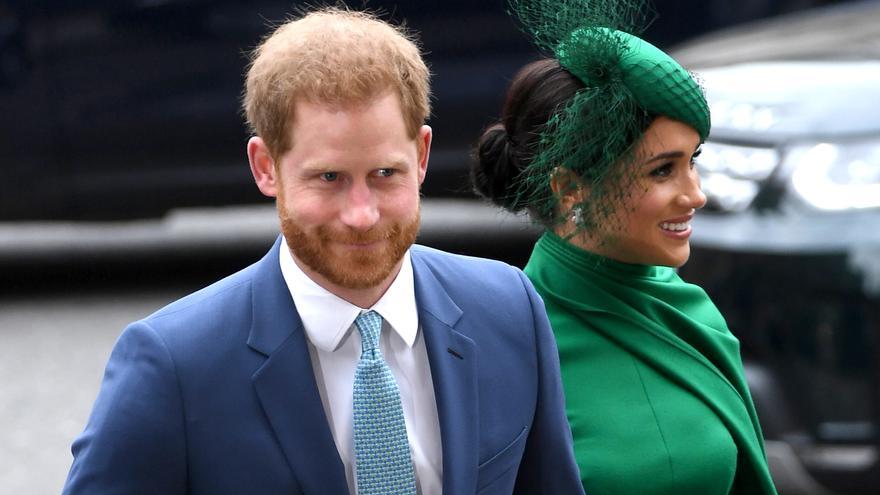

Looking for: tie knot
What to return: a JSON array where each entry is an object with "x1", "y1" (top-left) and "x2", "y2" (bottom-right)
[{"x1": 354, "y1": 310, "x2": 383, "y2": 354}]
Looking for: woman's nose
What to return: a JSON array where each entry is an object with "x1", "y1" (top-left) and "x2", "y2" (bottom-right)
[{"x1": 677, "y1": 170, "x2": 707, "y2": 210}]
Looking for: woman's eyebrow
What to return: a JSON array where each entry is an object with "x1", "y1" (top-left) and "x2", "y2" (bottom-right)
[{"x1": 645, "y1": 150, "x2": 685, "y2": 163}]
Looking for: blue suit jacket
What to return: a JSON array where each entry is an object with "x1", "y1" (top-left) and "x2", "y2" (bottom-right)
[{"x1": 64, "y1": 238, "x2": 583, "y2": 494}]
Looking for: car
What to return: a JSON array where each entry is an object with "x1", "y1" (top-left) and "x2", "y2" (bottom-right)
[{"x1": 672, "y1": 2, "x2": 880, "y2": 493}]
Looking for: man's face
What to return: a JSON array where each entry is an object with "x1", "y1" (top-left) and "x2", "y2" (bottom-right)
[{"x1": 270, "y1": 92, "x2": 430, "y2": 293}]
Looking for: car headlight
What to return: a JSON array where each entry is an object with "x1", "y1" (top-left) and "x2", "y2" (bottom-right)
[
  {"x1": 697, "y1": 142, "x2": 779, "y2": 212},
  {"x1": 700, "y1": 141, "x2": 778, "y2": 180},
  {"x1": 785, "y1": 140, "x2": 880, "y2": 211},
  {"x1": 709, "y1": 100, "x2": 778, "y2": 133}
]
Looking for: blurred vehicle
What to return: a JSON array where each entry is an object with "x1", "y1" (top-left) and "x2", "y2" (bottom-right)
[
  {"x1": 673, "y1": 2, "x2": 880, "y2": 494},
  {"x1": 0, "y1": 0, "x2": 537, "y2": 220}
]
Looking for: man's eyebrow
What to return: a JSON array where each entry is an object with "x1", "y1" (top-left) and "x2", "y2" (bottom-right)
[
  {"x1": 380, "y1": 158, "x2": 410, "y2": 169},
  {"x1": 298, "y1": 163, "x2": 335, "y2": 174},
  {"x1": 299, "y1": 157, "x2": 411, "y2": 172}
]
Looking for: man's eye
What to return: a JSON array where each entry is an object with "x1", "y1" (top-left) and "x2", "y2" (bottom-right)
[
  {"x1": 376, "y1": 168, "x2": 395, "y2": 177},
  {"x1": 321, "y1": 172, "x2": 338, "y2": 182}
]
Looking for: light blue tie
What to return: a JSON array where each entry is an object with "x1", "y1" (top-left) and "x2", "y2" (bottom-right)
[{"x1": 352, "y1": 310, "x2": 417, "y2": 495}]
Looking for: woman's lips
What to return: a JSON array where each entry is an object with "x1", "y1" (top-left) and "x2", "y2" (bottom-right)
[{"x1": 659, "y1": 215, "x2": 693, "y2": 239}]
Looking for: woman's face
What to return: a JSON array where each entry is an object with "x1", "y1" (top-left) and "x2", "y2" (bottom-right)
[{"x1": 572, "y1": 116, "x2": 707, "y2": 267}]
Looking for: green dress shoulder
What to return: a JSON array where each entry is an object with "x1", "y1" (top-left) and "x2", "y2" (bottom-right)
[{"x1": 524, "y1": 232, "x2": 777, "y2": 495}]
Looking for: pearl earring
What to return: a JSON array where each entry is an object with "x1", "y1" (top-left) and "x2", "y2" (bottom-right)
[{"x1": 570, "y1": 205, "x2": 584, "y2": 225}]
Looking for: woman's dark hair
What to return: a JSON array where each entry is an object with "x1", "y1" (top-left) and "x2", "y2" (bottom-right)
[
  {"x1": 471, "y1": 58, "x2": 584, "y2": 221},
  {"x1": 472, "y1": 58, "x2": 653, "y2": 225}
]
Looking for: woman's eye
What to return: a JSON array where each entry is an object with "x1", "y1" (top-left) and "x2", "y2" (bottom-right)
[
  {"x1": 650, "y1": 163, "x2": 673, "y2": 178},
  {"x1": 321, "y1": 172, "x2": 338, "y2": 182},
  {"x1": 690, "y1": 147, "x2": 703, "y2": 167}
]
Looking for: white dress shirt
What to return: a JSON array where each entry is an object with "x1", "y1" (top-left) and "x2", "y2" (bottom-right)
[{"x1": 278, "y1": 237, "x2": 442, "y2": 494}]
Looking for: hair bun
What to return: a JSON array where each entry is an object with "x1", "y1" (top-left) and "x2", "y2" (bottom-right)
[{"x1": 471, "y1": 123, "x2": 527, "y2": 212}]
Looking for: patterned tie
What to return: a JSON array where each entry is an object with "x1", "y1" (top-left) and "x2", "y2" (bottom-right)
[{"x1": 352, "y1": 310, "x2": 417, "y2": 495}]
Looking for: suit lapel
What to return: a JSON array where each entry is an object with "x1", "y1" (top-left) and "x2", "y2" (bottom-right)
[
  {"x1": 248, "y1": 237, "x2": 349, "y2": 494},
  {"x1": 412, "y1": 250, "x2": 479, "y2": 494}
]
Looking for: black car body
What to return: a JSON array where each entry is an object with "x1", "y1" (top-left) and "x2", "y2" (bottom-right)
[{"x1": 673, "y1": 2, "x2": 880, "y2": 493}]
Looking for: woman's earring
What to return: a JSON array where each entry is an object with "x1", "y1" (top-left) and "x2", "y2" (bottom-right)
[{"x1": 570, "y1": 205, "x2": 584, "y2": 225}]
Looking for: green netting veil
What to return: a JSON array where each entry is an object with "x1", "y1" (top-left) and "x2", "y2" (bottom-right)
[{"x1": 507, "y1": 0, "x2": 710, "y2": 233}]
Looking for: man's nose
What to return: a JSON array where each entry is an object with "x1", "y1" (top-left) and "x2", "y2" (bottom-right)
[{"x1": 339, "y1": 181, "x2": 380, "y2": 231}]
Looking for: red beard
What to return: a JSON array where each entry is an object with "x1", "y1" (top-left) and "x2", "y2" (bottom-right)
[{"x1": 280, "y1": 207, "x2": 420, "y2": 290}]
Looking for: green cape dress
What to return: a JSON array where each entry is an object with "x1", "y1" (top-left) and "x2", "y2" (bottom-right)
[{"x1": 524, "y1": 232, "x2": 777, "y2": 494}]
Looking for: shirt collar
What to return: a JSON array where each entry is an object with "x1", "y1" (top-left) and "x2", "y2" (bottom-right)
[{"x1": 278, "y1": 236, "x2": 419, "y2": 352}]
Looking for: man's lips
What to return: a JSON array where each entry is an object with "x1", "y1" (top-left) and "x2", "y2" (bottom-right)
[{"x1": 332, "y1": 238, "x2": 386, "y2": 249}]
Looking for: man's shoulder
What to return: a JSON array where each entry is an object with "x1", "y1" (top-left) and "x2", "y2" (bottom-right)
[
  {"x1": 140, "y1": 259, "x2": 263, "y2": 334},
  {"x1": 411, "y1": 244, "x2": 519, "y2": 276},
  {"x1": 410, "y1": 244, "x2": 514, "y2": 269},
  {"x1": 410, "y1": 244, "x2": 531, "y2": 299}
]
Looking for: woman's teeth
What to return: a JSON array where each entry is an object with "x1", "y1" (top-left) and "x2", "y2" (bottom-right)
[{"x1": 660, "y1": 222, "x2": 689, "y2": 232}]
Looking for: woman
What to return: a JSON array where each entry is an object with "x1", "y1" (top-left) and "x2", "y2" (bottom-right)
[{"x1": 471, "y1": 1, "x2": 778, "y2": 494}]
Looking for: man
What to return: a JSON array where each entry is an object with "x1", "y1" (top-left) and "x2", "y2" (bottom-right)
[{"x1": 64, "y1": 8, "x2": 583, "y2": 494}]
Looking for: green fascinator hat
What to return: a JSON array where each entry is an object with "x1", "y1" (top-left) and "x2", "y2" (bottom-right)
[
  {"x1": 557, "y1": 26, "x2": 710, "y2": 140},
  {"x1": 507, "y1": 0, "x2": 710, "y2": 229}
]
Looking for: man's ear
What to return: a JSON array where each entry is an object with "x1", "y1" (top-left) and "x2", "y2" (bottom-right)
[
  {"x1": 247, "y1": 136, "x2": 279, "y2": 198},
  {"x1": 416, "y1": 125, "x2": 432, "y2": 185}
]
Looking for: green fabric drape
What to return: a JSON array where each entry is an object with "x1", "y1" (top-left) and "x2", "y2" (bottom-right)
[{"x1": 525, "y1": 232, "x2": 777, "y2": 494}]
